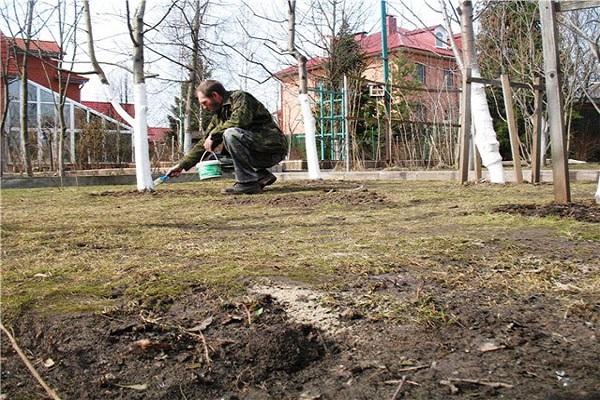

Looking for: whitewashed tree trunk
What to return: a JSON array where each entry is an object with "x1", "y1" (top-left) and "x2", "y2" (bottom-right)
[
  {"x1": 132, "y1": 82, "x2": 153, "y2": 190},
  {"x1": 131, "y1": 0, "x2": 153, "y2": 190},
  {"x1": 83, "y1": 0, "x2": 153, "y2": 191},
  {"x1": 456, "y1": 0, "x2": 505, "y2": 183},
  {"x1": 288, "y1": 0, "x2": 321, "y2": 179}
]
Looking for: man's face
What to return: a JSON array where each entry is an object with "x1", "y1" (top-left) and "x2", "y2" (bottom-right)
[{"x1": 197, "y1": 91, "x2": 223, "y2": 112}]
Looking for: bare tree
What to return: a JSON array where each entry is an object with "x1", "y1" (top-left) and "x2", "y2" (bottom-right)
[
  {"x1": 288, "y1": 0, "x2": 321, "y2": 179},
  {"x1": 83, "y1": 0, "x2": 174, "y2": 191}
]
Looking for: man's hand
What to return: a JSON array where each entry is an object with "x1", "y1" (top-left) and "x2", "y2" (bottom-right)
[
  {"x1": 203, "y1": 136, "x2": 213, "y2": 151},
  {"x1": 166, "y1": 164, "x2": 183, "y2": 178}
]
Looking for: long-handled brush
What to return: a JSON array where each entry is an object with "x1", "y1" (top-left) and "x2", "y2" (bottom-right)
[{"x1": 153, "y1": 175, "x2": 170, "y2": 186}]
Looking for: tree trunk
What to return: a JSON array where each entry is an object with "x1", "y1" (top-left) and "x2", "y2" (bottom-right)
[
  {"x1": 19, "y1": 0, "x2": 35, "y2": 176},
  {"x1": 288, "y1": 0, "x2": 321, "y2": 179},
  {"x1": 460, "y1": 0, "x2": 504, "y2": 183},
  {"x1": 183, "y1": 0, "x2": 202, "y2": 154},
  {"x1": 131, "y1": 0, "x2": 153, "y2": 190}
]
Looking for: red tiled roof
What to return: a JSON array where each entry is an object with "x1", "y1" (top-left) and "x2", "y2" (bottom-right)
[
  {"x1": 81, "y1": 101, "x2": 135, "y2": 126},
  {"x1": 148, "y1": 127, "x2": 172, "y2": 142},
  {"x1": 275, "y1": 20, "x2": 459, "y2": 77},
  {"x1": 12, "y1": 37, "x2": 61, "y2": 54}
]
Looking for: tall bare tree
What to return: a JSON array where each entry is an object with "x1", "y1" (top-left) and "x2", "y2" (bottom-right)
[{"x1": 83, "y1": 0, "x2": 164, "y2": 190}]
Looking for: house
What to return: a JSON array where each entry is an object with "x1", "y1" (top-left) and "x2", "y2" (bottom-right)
[
  {"x1": 275, "y1": 15, "x2": 462, "y2": 162},
  {"x1": 0, "y1": 31, "x2": 166, "y2": 171}
]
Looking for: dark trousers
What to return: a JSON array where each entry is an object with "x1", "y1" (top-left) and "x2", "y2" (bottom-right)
[{"x1": 222, "y1": 128, "x2": 284, "y2": 183}]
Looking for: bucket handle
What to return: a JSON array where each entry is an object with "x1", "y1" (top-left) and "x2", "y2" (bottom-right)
[{"x1": 200, "y1": 151, "x2": 219, "y2": 162}]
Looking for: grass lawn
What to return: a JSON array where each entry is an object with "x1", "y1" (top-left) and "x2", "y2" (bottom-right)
[{"x1": 1, "y1": 179, "x2": 598, "y2": 399}]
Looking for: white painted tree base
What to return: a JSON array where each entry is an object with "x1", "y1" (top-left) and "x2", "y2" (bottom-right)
[{"x1": 298, "y1": 94, "x2": 321, "y2": 180}]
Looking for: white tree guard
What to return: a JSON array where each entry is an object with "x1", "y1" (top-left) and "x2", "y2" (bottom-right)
[
  {"x1": 132, "y1": 83, "x2": 154, "y2": 191},
  {"x1": 595, "y1": 176, "x2": 600, "y2": 204},
  {"x1": 471, "y1": 68, "x2": 505, "y2": 183},
  {"x1": 298, "y1": 93, "x2": 321, "y2": 180}
]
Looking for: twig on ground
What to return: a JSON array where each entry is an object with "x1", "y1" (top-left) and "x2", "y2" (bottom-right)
[
  {"x1": 0, "y1": 323, "x2": 62, "y2": 400},
  {"x1": 139, "y1": 312, "x2": 212, "y2": 365},
  {"x1": 440, "y1": 377, "x2": 513, "y2": 390},
  {"x1": 385, "y1": 379, "x2": 420, "y2": 386},
  {"x1": 397, "y1": 364, "x2": 429, "y2": 373},
  {"x1": 390, "y1": 375, "x2": 407, "y2": 400},
  {"x1": 240, "y1": 303, "x2": 252, "y2": 325}
]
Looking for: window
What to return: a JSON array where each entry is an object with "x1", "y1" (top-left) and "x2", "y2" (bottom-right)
[
  {"x1": 74, "y1": 106, "x2": 87, "y2": 129},
  {"x1": 8, "y1": 80, "x2": 20, "y2": 101},
  {"x1": 40, "y1": 103, "x2": 56, "y2": 127},
  {"x1": 415, "y1": 64, "x2": 426, "y2": 85},
  {"x1": 26, "y1": 83, "x2": 37, "y2": 102},
  {"x1": 444, "y1": 70, "x2": 454, "y2": 88},
  {"x1": 435, "y1": 32, "x2": 445, "y2": 48},
  {"x1": 414, "y1": 104, "x2": 427, "y2": 120},
  {"x1": 39, "y1": 88, "x2": 54, "y2": 103}
]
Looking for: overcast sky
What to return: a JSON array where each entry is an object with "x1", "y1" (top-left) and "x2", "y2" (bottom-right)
[{"x1": 2, "y1": 0, "x2": 447, "y2": 127}]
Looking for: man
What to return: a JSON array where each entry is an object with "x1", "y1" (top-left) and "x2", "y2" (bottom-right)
[{"x1": 167, "y1": 80, "x2": 288, "y2": 194}]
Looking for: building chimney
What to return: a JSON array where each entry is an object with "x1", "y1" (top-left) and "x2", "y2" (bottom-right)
[{"x1": 386, "y1": 15, "x2": 397, "y2": 36}]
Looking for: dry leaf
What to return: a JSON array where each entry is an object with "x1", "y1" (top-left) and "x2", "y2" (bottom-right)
[
  {"x1": 188, "y1": 316, "x2": 213, "y2": 332},
  {"x1": 115, "y1": 383, "x2": 148, "y2": 391},
  {"x1": 134, "y1": 339, "x2": 153, "y2": 351},
  {"x1": 43, "y1": 358, "x2": 55, "y2": 368},
  {"x1": 479, "y1": 342, "x2": 506, "y2": 353}
]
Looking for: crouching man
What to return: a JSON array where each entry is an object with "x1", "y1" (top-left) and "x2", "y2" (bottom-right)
[{"x1": 167, "y1": 80, "x2": 288, "y2": 194}]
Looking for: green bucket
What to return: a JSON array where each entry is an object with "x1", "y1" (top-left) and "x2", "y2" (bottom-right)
[{"x1": 196, "y1": 151, "x2": 222, "y2": 180}]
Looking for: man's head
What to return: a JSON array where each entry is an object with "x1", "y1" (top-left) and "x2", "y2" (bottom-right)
[{"x1": 196, "y1": 80, "x2": 227, "y2": 112}]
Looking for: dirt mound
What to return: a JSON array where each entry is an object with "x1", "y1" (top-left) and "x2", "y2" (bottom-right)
[
  {"x1": 245, "y1": 324, "x2": 325, "y2": 380},
  {"x1": 223, "y1": 190, "x2": 389, "y2": 208},
  {"x1": 90, "y1": 188, "x2": 215, "y2": 197},
  {"x1": 0, "y1": 291, "x2": 331, "y2": 400},
  {"x1": 495, "y1": 201, "x2": 600, "y2": 223}
]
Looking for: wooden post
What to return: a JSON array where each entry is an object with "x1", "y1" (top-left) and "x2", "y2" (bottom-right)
[
  {"x1": 539, "y1": 0, "x2": 570, "y2": 203},
  {"x1": 500, "y1": 74, "x2": 523, "y2": 183},
  {"x1": 531, "y1": 77, "x2": 542, "y2": 183},
  {"x1": 474, "y1": 140, "x2": 482, "y2": 181},
  {"x1": 458, "y1": 68, "x2": 472, "y2": 183}
]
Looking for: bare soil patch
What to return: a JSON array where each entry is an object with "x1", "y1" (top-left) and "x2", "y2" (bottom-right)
[
  {"x1": 222, "y1": 190, "x2": 389, "y2": 208},
  {"x1": 2, "y1": 281, "x2": 599, "y2": 400},
  {"x1": 495, "y1": 201, "x2": 600, "y2": 223}
]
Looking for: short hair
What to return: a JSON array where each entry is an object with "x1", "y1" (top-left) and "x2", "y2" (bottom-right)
[{"x1": 196, "y1": 80, "x2": 226, "y2": 97}]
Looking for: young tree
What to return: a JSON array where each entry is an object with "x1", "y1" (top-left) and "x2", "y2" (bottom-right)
[
  {"x1": 83, "y1": 0, "x2": 177, "y2": 191},
  {"x1": 456, "y1": 0, "x2": 505, "y2": 183},
  {"x1": 288, "y1": 0, "x2": 321, "y2": 179}
]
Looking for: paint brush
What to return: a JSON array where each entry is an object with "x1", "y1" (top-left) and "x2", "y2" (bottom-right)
[{"x1": 153, "y1": 175, "x2": 170, "y2": 186}]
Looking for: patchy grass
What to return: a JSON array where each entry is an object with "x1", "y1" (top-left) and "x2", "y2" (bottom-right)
[
  {"x1": 2, "y1": 179, "x2": 598, "y2": 320},
  {"x1": 2, "y1": 179, "x2": 600, "y2": 399}
]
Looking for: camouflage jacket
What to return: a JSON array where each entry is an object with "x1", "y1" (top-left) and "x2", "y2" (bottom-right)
[{"x1": 178, "y1": 90, "x2": 287, "y2": 170}]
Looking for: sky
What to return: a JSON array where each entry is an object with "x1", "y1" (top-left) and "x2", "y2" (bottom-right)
[{"x1": 2, "y1": 0, "x2": 447, "y2": 127}]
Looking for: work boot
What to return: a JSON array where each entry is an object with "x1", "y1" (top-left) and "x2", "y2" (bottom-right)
[
  {"x1": 221, "y1": 181, "x2": 262, "y2": 195},
  {"x1": 257, "y1": 169, "x2": 277, "y2": 188}
]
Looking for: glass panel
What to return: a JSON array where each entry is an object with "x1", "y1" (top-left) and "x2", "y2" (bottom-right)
[
  {"x1": 40, "y1": 103, "x2": 56, "y2": 128},
  {"x1": 89, "y1": 112, "x2": 102, "y2": 125},
  {"x1": 444, "y1": 70, "x2": 453, "y2": 88},
  {"x1": 436, "y1": 32, "x2": 444, "y2": 48},
  {"x1": 120, "y1": 133, "x2": 132, "y2": 163},
  {"x1": 8, "y1": 80, "x2": 20, "y2": 101},
  {"x1": 416, "y1": 64, "x2": 426, "y2": 85},
  {"x1": 60, "y1": 103, "x2": 71, "y2": 128},
  {"x1": 104, "y1": 131, "x2": 118, "y2": 163},
  {"x1": 39, "y1": 88, "x2": 54, "y2": 103},
  {"x1": 26, "y1": 83, "x2": 37, "y2": 101},
  {"x1": 27, "y1": 103, "x2": 37, "y2": 127},
  {"x1": 8, "y1": 102, "x2": 20, "y2": 128},
  {"x1": 74, "y1": 106, "x2": 87, "y2": 129},
  {"x1": 105, "y1": 119, "x2": 117, "y2": 130}
]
